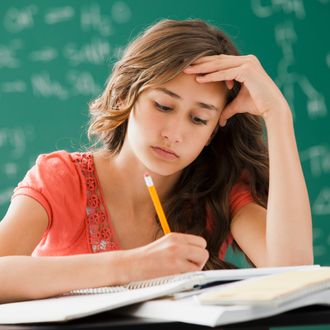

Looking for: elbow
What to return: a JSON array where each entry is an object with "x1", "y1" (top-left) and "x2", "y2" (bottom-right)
[
  {"x1": 264, "y1": 249, "x2": 314, "y2": 267},
  {"x1": 283, "y1": 255, "x2": 314, "y2": 266},
  {"x1": 291, "y1": 244, "x2": 315, "y2": 266}
]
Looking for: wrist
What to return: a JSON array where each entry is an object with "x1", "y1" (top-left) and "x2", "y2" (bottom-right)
[
  {"x1": 102, "y1": 251, "x2": 133, "y2": 286},
  {"x1": 262, "y1": 104, "x2": 293, "y2": 127}
]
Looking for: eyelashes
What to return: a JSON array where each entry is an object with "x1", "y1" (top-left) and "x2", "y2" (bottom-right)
[
  {"x1": 155, "y1": 102, "x2": 172, "y2": 112},
  {"x1": 191, "y1": 116, "x2": 208, "y2": 125},
  {"x1": 154, "y1": 102, "x2": 208, "y2": 126}
]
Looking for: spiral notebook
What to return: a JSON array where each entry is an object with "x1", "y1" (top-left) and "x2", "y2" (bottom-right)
[
  {"x1": 68, "y1": 264, "x2": 319, "y2": 295},
  {"x1": 0, "y1": 265, "x2": 319, "y2": 324}
]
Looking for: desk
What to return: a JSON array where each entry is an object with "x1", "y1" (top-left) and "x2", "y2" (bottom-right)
[{"x1": 1, "y1": 305, "x2": 330, "y2": 330}]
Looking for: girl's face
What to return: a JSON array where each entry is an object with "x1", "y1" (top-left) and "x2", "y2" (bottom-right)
[{"x1": 126, "y1": 72, "x2": 227, "y2": 176}]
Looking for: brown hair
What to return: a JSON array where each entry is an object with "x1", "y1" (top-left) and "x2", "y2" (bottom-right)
[{"x1": 88, "y1": 19, "x2": 269, "y2": 269}]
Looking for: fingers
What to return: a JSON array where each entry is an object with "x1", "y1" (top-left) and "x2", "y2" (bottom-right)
[
  {"x1": 184, "y1": 54, "x2": 248, "y2": 74},
  {"x1": 157, "y1": 233, "x2": 209, "y2": 269},
  {"x1": 188, "y1": 54, "x2": 259, "y2": 67},
  {"x1": 219, "y1": 88, "x2": 258, "y2": 126},
  {"x1": 165, "y1": 233, "x2": 209, "y2": 269},
  {"x1": 184, "y1": 61, "x2": 220, "y2": 74},
  {"x1": 165, "y1": 232, "x2": 207, "y2": 249},
  {"x1": 130, "y1": 233, "x2": 210, "y2": 281},
  {"x1": 188, "y1": 54, "x2": 243, "y2": 66},
  {"x1": 195, "y1": 67, "x2": 243, "y2": 84},
  {"x1": 165, "y1": 242, "x2": 209, "y2": 271},
  {"x1": 185, "y1": 244, "x2": 209, "y2": 269},
  {"x1": 184, "y1": 54, "x2": 280, "y2": 125},
  {"x1": 219, "y1": 103, "x2": 237, "y2": 127},
  {"x1": 225, "y1": 80, "x2": 235, "y2": 90},
  {"x1": 184, "y1": 54, "x2": 260, "y2": 86}
]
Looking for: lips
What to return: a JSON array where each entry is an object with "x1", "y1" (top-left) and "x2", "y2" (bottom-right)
[{"x1": 151, "y1": 146, "x2": 179, "y2": 160}]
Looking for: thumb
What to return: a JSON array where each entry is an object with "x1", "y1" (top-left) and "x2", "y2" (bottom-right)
[{"x1": 219, "y1": 100, "x2": 240, "y2": 126}]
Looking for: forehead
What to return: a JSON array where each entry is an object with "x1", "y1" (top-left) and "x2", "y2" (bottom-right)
[{"x1": 154, "y1": 72, "x2": 227, "y2": 106}]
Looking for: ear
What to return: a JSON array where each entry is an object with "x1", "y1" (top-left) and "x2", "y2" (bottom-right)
[{"x1": 205, "y1": 125, "x2": 219, "y2": 146}]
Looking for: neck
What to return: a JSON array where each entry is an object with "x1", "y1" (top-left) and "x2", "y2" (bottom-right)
[{"x1": 101, "y1": 148, "x2": 180, "y2": 211}]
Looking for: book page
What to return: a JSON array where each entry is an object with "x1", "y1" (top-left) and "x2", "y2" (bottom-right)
[{"x1": 198, "y1": 267, "x2": 330, "y2": 306}]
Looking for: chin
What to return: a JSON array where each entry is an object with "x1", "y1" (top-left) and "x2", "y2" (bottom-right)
[
  {"x1": 146, "y1": 167, "x2": 178, "y2": 177},
  {"x1": 143, "y1": 161, "x2": 182, "y2": 177}
]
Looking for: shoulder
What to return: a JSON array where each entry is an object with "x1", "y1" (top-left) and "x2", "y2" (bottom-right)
[
  {"x1": 33, "y1": 150, "x2": 92, "y2": 179},
  {"x1": 35, "y1": 150, "x2": 82, "y2": 173},
  {"x1": 12, "y1": 150, "x2": 92, "y2": 234},
  {"x1": 14, "y1": 150, "x2": 92, "y2": 196}
]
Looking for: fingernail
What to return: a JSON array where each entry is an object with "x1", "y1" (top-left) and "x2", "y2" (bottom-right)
[
  {"x1": 226, "y1": 80, "x2": 234, "y2": 90},
  {"x1": 220, "y1": 119, "x2": 227, "y2": 127}
]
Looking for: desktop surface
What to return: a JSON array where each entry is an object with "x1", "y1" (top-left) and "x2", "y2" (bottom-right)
[{"x1": 1, "y1": 305, "x2": 330, "y2": 330}]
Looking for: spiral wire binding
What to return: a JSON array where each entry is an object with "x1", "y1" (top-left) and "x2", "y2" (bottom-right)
[{"x1": 67, "y1": 271, "x2": 205, "y2": 295}]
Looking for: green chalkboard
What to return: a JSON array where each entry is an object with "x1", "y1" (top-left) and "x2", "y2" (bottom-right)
[{"x1": 0, "y1": 0, "x2": 329, "y2": 268}]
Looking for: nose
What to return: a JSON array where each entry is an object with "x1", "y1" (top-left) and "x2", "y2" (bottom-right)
[{"x1": 160, "y1": 115, "x2": 184, "y2": 144}]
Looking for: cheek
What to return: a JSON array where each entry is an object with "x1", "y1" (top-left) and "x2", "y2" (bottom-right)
[
  {"x1": 127, "y1": 108, "x2": 156, "y2": 148},
  {"x1": 131, "y1": 104, "x2": 159, "y2": 128},
  {"x1": 183, "y1": 130, "x2": 213, "y2": 160}
]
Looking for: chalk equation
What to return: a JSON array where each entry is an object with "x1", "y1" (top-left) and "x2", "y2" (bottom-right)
[
  {"x1": 0, "y1": 2, "x2": 131, "y2": 99},
  {"x1": 0, "y1": 126, "x2": 36, "y2": 208},
  {"x1": 301, "y1": 145, "x2": 330, "y2": 178},
  {"x1": 313, "y1": 188, "x2": 330, "y2": 216},
  {"x1": 251, "y1": 0, "x2": 328, "y2": 120}
]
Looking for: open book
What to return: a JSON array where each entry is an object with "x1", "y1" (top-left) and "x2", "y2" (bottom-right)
[
  {"x1": 124, "y1": 267, "x2": 330, "y2": 327},
  {"x1": 0, "y1": 265, "x2": 320, "y2": 324}
]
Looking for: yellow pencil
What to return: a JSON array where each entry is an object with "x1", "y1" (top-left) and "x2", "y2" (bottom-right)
[{"x1": 144, "y1": 173, "x2": 171, "y2": 234}]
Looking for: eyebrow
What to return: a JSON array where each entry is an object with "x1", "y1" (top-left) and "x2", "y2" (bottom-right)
[{"x1": 155, "y1": 87, "x2": 219, "y2": 112}]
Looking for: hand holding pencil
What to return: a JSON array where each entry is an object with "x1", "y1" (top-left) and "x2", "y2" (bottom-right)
[{"x1": 142, "y1": 173, "x2": 209, "y2": 275}]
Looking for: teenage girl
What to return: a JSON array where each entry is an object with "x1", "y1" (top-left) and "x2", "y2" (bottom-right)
[{"x1": 0, "y1": 19, "x2": 313, "y2": 303}]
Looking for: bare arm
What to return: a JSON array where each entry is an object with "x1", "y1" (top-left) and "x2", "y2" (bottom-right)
[
  {"x1": 263, "y1": 107, "x2": 313, "y2": 265},
  {"x1": 184, "y1": 54, "x2": 313, "y2": 266},
  {"x1": 0, "y1": 252, "x2": 122, "y2": 303},
  {"x1": 0, "y1": 197, "x2": 209, "y2": 303},
  {"x1": 230, "y1": 109, "x2": 313, "y2": 266},
  {"x1": 0, "y1": 196, "x2": 49, "y2": 255},
  {"x1": 0, "y1": 234, "x2": 208, "y2": 304}
]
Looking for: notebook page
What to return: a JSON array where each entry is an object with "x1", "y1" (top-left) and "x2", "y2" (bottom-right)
[
  {"x1": 200, "y1": 264, "x2": 320, "y2": 283},
  {"x1": 0, "y1": 274, "x2": 204, "y2": 324}
]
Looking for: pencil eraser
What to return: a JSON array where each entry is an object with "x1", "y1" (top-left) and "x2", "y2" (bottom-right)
[{"x1": 144, "y1": 173, "x2": 153, "y2": 186}]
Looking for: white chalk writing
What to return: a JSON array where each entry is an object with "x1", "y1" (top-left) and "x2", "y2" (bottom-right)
[
  {"x1": 67, "y1": 70, "x2": 101, "y2": 96},
  {"x1": 29, "y1": 48, "x2": 58, "y2": 62},
  {"x1": 111, "y1": 1, "x2": 132, "y2": 23},
  {"x1": 63, "y1": 38, "x2": 111, "y2": 66},
  {"x1": 0, "y1": 126, "x2": 34, "y2": 158},
  {"x1": 44, "y1": 6, "x2": 74, "y2": 25},
  {"x1": 0, "y1": 188, "x2": 14, "y2": 206},
  {"x1": 0, "y1": 40, "x2": 22, "y2": 68},
  {"x1": 4, "y1": 5, "x2": 38, "y2": 33},
  {"x1": 251, "y1": 0, "x2": 305, "y2": 19},
  {"x1": 275, "y1": 21, "x2": 327, "y2": 119},
  {"x1": 313, "y1": 188, "x2": 330, "y2": 216},
  {"x1": 1, "y1": 81, "x2": 26, "y2": 93},
  {"x1": 81, "y1": 4, "x2": 114, "y2": 36},
  {"x1": 31, "y1": 72, "x2": 69, "y2": 99},
  {"x1": 300, "y1": 145, "x2": 330, "y2": 177}
]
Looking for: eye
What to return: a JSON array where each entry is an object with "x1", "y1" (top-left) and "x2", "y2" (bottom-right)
[
  {"x1": 191, "y1": 115, "x2": 208, "y2": 125},
  {"x1": 154, "y1": 102, "x2": 172, "y2": 112}
]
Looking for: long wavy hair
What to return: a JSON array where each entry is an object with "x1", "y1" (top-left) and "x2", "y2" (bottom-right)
[{"x1": 88, "y1": 19, "x2": 269, "y2": 269}]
